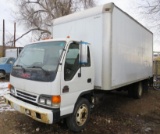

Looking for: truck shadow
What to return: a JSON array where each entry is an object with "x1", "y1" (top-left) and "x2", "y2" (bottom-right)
[{"x1": 14, "y1": 88, "x2": 155, "y2": 134}]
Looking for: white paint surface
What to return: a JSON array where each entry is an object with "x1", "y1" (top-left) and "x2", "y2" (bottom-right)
[{"x1": 53, "y1": 3, "x2": 153, "y2": 89}]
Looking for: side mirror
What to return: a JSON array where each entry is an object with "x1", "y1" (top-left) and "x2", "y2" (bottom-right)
[{"x1": 80, "y1": 42, "x2": 88, "y2": 64}]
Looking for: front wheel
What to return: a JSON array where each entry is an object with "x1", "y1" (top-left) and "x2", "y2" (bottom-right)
[
  {"x1": 66, "y1": 98, "x2": 90, "y2": 132},
  {"x1": 0, "y1": 71, "x2": 5, "y2": 78}
]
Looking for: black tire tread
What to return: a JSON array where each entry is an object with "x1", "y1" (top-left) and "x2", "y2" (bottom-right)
[{"x1": 66, "y1": 98, "x2": 90, "y2": 132}]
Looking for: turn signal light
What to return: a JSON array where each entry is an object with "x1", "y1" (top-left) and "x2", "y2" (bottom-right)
[
  {"x1": 52, "y1": 96, "x2": 61, "y2": 104},
  {"x1": 8, "y1": 83, "x2": 12, "y2": 90}
]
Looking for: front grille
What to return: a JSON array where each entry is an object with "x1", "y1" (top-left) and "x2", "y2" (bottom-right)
[{"x1": 16, "y1": 90, "x2": 37, "y2": 102}]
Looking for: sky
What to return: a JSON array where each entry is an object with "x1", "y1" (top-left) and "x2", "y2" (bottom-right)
[
  {"x1": 0, "y1": 0, "x2": 160, "y2": 51},
  {"x1": 0, "y1": 0, "x2": 29, "y2": 47}
]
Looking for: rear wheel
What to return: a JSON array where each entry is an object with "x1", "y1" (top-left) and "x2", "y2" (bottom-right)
[
  {"x1": 133, "y1": 82, "x2": 143, "y2": 99},
  {"x1": 142, "y1": 80, "x2": 149, "y2": 93},
  {"x1": 128, "y1": 85, "x2": 134, "y2": 97},
  {"x1": 66, "y1": 98, "x2": 90, "y2": 132}
]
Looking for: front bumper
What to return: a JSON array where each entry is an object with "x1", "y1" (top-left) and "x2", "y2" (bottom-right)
[{"x1": 4, "y1": 94, "x2": 59, "y2": 124}]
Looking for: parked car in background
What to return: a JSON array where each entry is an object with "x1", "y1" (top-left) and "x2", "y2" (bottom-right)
[{"x1": 0, "y1": 57, "x2": 16, "y2": 78}]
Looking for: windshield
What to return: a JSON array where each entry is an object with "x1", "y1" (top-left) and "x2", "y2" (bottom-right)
[
  {"x1": 0, "y1": 57, "x2": 8, "y2": 64},
  {"x1": 12, "y1": 41, "x2": 65, "y2": 82}
]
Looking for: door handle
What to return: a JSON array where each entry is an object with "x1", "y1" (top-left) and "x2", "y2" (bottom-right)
[{"x1": 87, "y1": 78, "x2": 91, "y2": 83}]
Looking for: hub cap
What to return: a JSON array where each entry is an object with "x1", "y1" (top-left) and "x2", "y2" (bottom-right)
[{"x1": 76, "y1": 104, "x2": 88, "y2": 126}]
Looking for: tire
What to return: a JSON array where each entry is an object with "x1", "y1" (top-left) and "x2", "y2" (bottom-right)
[
  {"x1": 66, "y1": 98, "x2": 90, "y2": 132},
  {"x1": 128, "y1": 85, "x2": 134, "y2": 98},
  {"x1": 0, "y1": 71, "x2": 5, "y2": 78},
  {"x1": 142, "y1": 80, "x2": 149, "y2": 93},
  {"x1": 133, "y1": 82, "x2": 143, "y2": 99}
]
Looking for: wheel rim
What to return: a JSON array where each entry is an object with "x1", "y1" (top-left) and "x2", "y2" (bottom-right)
[
  {"x1": 138, "y1": 83, "x2": 142, "y2": 96},
  {"x1": 76, "y1": 104, "x2": 88, "y2": 126}
]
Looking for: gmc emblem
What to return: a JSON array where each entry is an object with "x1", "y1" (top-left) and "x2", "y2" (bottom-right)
[{"x1": 21, "y1": 73, "x2": 31, "y2": 78}]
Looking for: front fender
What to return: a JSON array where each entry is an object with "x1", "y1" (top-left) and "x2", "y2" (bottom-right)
[{"x1": 0, "y1": 64, "x2": 12, "y2": 74}]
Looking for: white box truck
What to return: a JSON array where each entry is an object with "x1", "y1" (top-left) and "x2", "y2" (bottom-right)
[
  {"x1": 5, "y1": 47, "x2": 23, "y2": 58},
  {"x1": 4, "y1": 3, "x2": 153, "y2": 132}
]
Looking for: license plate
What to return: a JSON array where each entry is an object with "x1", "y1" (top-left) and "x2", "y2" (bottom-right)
[
  {"x1": 13, "y1": 103, "x2": 20, "y2": 111},
  {"x1": 25, "y1": 109, "x2": 31, "y2": 115}
]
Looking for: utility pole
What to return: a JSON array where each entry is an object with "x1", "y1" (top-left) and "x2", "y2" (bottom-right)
[
  {"x1": 14, "y1": 22, "x2": 16, "y2": 47},
  {"x1": 2, "y1": 19, "x2": 5, "y2": 57}
]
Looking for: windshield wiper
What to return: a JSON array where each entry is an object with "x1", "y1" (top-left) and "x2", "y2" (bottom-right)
[
  {"x1": 27, "y1": 66, "x2": 49, "y2": 74},
  {"x1": 14, "y1": 64, "x2": 26, "y2": 72}
]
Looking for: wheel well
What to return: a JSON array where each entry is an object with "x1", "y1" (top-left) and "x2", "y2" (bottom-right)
[
  {"x1": 77, "y1": 91, "x2": 93, "y2": 104},
  {"x1": 0, "y1": 70, "x2": 6, "y2": 73}
]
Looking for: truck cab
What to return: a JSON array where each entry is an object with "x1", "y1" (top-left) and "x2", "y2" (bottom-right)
[{"x1": 5, "y1": 39, "x2": 94, "y2": 132}]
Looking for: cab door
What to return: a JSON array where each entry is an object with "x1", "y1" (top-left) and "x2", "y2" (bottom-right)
[
  {"x1": 60, "y1": 41, "x2": 94, "y2": 116},
  {"x1": 5, "y1": 58, "x2": 15, "y2": 73}
]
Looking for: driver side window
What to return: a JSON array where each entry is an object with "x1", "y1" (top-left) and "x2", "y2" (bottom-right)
[{"x1": 64, "y1": 43, "x2": 79, "y2": 81}]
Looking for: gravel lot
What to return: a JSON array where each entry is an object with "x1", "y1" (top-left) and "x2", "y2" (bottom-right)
[{"x1": 0, "y1": 86, "x2": 160, "y2": 134}]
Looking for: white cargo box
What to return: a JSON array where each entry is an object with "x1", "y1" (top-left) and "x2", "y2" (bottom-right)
[
  {"x1": 5, "y1": 47, "x2": 23, "y2": 58},
  {"x1": 53, "y1": 3, "x2": 153, "y2": 90}
]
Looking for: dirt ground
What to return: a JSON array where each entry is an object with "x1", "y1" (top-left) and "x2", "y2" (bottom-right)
[{"x1": 0, "y1": 87, "x2": 160, "y2": 134}]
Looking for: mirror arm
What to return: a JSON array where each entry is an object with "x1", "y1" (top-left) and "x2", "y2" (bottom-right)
[
  {"x1": 78, "y1": 61, "x2": 81, "y2": 77},
  {"x1": 78, "y1": 41, "x2": 82, "y2": 77}
]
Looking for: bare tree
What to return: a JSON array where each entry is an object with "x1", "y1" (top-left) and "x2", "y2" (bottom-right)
[
  {"x1": 11, "y1": 0, "x2": 95, "y2": 44},
  {"x1": 139, "y1": 0, "x2": 160, "y2": 35}
]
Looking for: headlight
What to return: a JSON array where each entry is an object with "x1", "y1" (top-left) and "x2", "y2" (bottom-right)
[
  {"x1": 8, "y1": 84, "x2": 15, "y2": 96},
  {"x1": 10, "y1": 88, "x2": 15, "y2": 95},
  {"x1": 39, "y1": 98, "x2": 45, "y2": 104},
  {"x1": 38, "y1": 95, "x2": 61, "y2": 108},
  {"x1": 46, "y1": 99, "x2": 52, "y2": 105}
]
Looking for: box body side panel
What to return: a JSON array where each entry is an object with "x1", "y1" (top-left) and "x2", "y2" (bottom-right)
[{"x1": 111, "y1": 7, "x2": 153, "y2": 88}]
